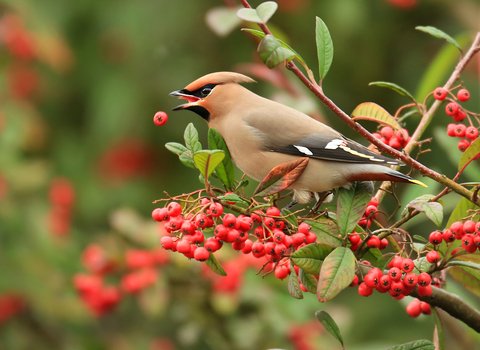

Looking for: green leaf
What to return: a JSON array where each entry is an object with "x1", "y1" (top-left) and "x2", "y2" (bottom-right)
[
  {"x1": 450, "y1": 265, "x2": 480, "y2": 297},
  {"x1": 315, "y1": 16, "x2": 334, "y2": 80},
  {"x1": 384, "y1": 339, "x2": 435, "y2": 350},
  {"x1": 205, "y1": 6, "x2": 242, "y2": 37},
  {"x1": 446, "y1": 193, "x2": 479, "y2": 229},
  {"x1": 193, "y1": 150, "x2": 225, "y2": 179},
  {"x1": 258, "y1": 35, "x2": 297, "y2": 69},
  {"x1": 219, "y1": 193, "x2": 249, "y2": 206},
  {"x1": 416, "y1": 26, "x2": 463, "y2": 53},
  {"x1": 351, "y1": 102, "x2": 405, "y2": 134},
  {"x1": 414, "y1": 257, "x2": 432, "y2": 273},
  {"x1": 291, "y1": 243, "x2": 335, "y2": 275},
  {"x1": 377, "y1": 253, "x2": 396, "y2": 272},
  {"x1": 254, "y1": 157, "x2": 309, "y2": 196},
  {"x1": 281, "y1": 208, "x2": 298, "y2": 227},
  {"x1": 406, "y1": 195, "x2": 443, "y2": 227},
  {"x1": 317, "y1": 247, "x2": 356, "y2": 302},
  {"x1": 205, "y1": 254, "x2": 227, "y2": 276},
  {"x1": 241, "y1": 28, "x2": 307, "y2": 66},
  {"x1": 288, "y1": 261, "x2": 303, "y2": 299},
  {"x1": 208, "y1": 128, "x2": 235, "y2": 189},
  {"x1": 179, "y1": 152, "x2": 196, "y2": 169},
  {"x1": 369, "y1": 81, "x2": 416, "y2": 102},
  {"x1": 315, "y1": 310, "x2": 344, "y2": 349},
  {"x1": 237, "y1": 1, "x2": 278, "y2": 24},
  {"x1": 165, "y1": 142, "x2": 188, "y2": 155},
  {"x1": 413, "y1": 235, "x2": 429, "y2": 244},
  {"x1": 306, "y1": 218, "x2": 343, "y2": 247},
  {"x1": 298, "y1": 268, "x2": 317, "y2": 293},
  {"x1": 235, "y1": 179, "x2": 249, "y2": 191},
  {"x1": 447, "y1": 260, "x2": 480, "y2": 270},
  {"x1": 431, "y1": 308, "x2": 444, "y2": 350},
  {"x1": 459, "y1": 137, "x2": 480, "y2": 172},
  {"x1": 184, "y1": 123, "x2": 201, "y2": 152},
  {"x1": 337, "y1": 181, "x2": 374, "y2": 237}
]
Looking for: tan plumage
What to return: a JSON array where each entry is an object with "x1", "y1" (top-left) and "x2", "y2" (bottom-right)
[{"x1": 170, "y1": 72, "x2": 425, "y2": 203}]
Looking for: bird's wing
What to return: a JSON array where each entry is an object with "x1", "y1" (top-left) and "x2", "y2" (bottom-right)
[
  {"x1": 243, "y1": 110, "x2": 403, "y2": 166},
  {"x1": 272, "y1": 133, "x2": 404, "y2": 165}
]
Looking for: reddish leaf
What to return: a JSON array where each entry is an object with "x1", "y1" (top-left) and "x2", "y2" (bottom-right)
[{"x1": 254, "y1": 157, "x2": 309, "y2": 196}]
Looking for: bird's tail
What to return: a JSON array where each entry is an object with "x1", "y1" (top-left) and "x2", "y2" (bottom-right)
[{"x1": 347, "y1": 167, "x2": 427, "y2": 187}]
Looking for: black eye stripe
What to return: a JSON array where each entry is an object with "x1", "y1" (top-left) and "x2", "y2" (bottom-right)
[{"x1": 182, "y1": 84, "x2": 217, "y2": 98}]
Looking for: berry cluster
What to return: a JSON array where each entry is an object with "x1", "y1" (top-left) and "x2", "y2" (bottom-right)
[
  {"x1": 430, "y1": 220, "x2": 480, "y2": 254},
  {"x1": 373, "y1": 126, "x2": 411, "y2": 150},
  {"x1": 356, "y1": 256, "x2": 433, "y2": 299},
  {"x1": 435, "y1": 87, "x2": 479, "y2": 157},
  {"x1": 73, "y1": 243, "x2": 169, "y2": 316},
  {"x1": 155, "y1": 200, "x2": 317, "y2": 281},
  {"x1": 357, "y1": 197, "x2": 383, "y2": 232}
]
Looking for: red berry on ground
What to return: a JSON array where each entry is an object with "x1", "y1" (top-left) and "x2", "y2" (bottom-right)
[
  {"x1": 433, "y1": 87, "x2": 447, "y2": 100},
  {"x1": 445, "y1": 102, "x2": 459, "y2": 116},
  {"x1": 457, "y1": 88, "x2": 470, "y2": 102},
  {"x1": 153, "y1": 111, "x2": 168, "y2": 126},
  {"x1": 426, "y1": 250, "x2": 440, "y2": 264}
]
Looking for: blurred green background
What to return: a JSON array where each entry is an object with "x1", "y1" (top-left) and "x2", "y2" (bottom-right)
[{"x1": 1, "y1": 0, "x2": 480, "y2": 349}]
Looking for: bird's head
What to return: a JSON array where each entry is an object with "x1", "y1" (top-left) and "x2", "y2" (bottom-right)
[{"x1": 170, "y1": 72, "x2": 255, "y2": 122}]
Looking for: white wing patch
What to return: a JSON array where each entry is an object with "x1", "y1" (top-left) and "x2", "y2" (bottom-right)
[
  {"x1": 293, "y1": 145, "x2": 313, "y2": 156},
  {"x1": 339, "y1": 145, "x2": 388, "y2": 163},
  {"x1": 325, "y1": 139, "x2": 345, "y2": 150}
]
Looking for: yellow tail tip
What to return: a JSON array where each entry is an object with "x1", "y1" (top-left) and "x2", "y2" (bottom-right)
[{"x1": 409, "y1": 179, "x2": 428, "y2": 188}]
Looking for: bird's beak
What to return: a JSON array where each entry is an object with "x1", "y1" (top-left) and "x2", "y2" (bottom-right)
[{"x1": 170, "y1": 90, "x2": 201, "y2": 111}]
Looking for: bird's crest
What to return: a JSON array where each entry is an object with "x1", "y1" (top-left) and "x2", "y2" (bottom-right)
[{"x1": 185, "y1": 72, "x2": 255, "y2": 91}]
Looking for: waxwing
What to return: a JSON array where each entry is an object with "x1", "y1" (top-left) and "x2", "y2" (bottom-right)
[{"x1": 170, "y1": 72, "x2": 425, "y2": 204}]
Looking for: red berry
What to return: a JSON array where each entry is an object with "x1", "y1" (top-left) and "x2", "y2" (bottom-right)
[
  {"x1": 389, "y1": 137, "x2": 402, "y2": 149},
  {"x1": 349, "y1": 275, "x2": 359, "y2": 287},
  {"x1": 379, "y1": 275, "x2": 391, "y2": 288},
  {"x1": 450, "y1": 221, "x2": 464, "y2": 239},
  {"x1": 264, "y1": 242, "x2": 276, "y2": 255},
  {"x1": 458, "y1": 139, "x2": 470, "y2": 152},
  {"x1": 445, "y1": 102, "x2": 459, "y2": 116},
  {"x1": 191, "y1": 230, "x2": 205, "y2": 244},
  {"x1": 466, "y1": 127, "x2": 479, "y2": 140},
  {"x1": 369, "y1": 197, "x2": 379, "y2": 207},
  {"x1": 305, "y1": 231, "x2": 317, "y2": 244},
  {"x1": 204, "y1": 237, "x2": 222, "y2": 252},
  {"x1": 231, "y1": 241, "x2": 245, "y2": 251},
  {"x1": 364, "y1": 273, "x2": 379, "y2": 288},
  {"x1": 167, "y1": 202, "x2": 182, "y2": 217},
  {"x1": 406, "y1": 300, "x2": 421, "y2": 317},
  {"x1": 404, "y1": 273, "x2": 418, "y2": 287},
  {"x1": 274, "y1": 265, "x2": 289, "y2": 279},
  {"x1": 473, "y1": 235, "x2": 480, "y2": 248},
  {"x1": 433, "y1": 87, "x2": 447, "y2": 100},
  {"x1": 222, "y1": 213, "x2": 237, "y2": 228},
  {"x1": 426, "y1": 250, "x2": 440, "y2": 264},
  {"x1": 429, "y1": 231, "x2": 443, "y2": 245},
  {"x1": 152, "y1": 208, "x2": 163, "y2": 222},
  {"x1": 283, "y1": 235, "x2": 293, "y2": 249},
  {"x1": 420, "y1": 302, "x2": 432, "y2": 315},
  {"x1": 181, "y1": 220, "x2": 196, "y2": 235},
  {"x1": 389, "y1": 256, "x2": 403, "y2": 269},
  {"x1": 367, "y1": 236, "x2": 380, "y2": 249},
  {"x1": 379, "y1": 238, "x2": 389, "y2": 250},
  {"x1": 463, "y1": 220, "x2": 476, "y2": 234},
  {"x1": 176, "y1": 240, "x2": 192, "y2": 254},
  {"x1": 194, "y1": 247, "x2": 210, "y2": 261},
  {"x1": 418, "y1": 272, "x2": 431, "y2": 287},
  {"x1": 264, "y1": 217, "x2": 275, "y2": 229},
  {"x1": 454, "y1": 124, "x2": 466, "y2": 137},
  {"x1": 251, "y1": 211, "x2": 262, "y2": 224},
  {"x1": 349, "y1": 234, "x2": 361, "y2": 245},
  {"x1": 241, "y1": 239, "x2": 253, "y2": 254},
  {"x1": 214, "y1": 225, "x2": 228, "y2": 240},
  {"x1": 252, "y1": 241, "x2": 264, "y2": 254},
  {"x1": 452, "y1": 110, "x2": 466, "y2": 122},
  {"x1": 274, "y1": 221, "x2": 285, "y2": 230},
  {"x1": 442, "y1": 229, "x2": 455, "y2": 243},
  {"x1": 298, "y1": 223, "x2": 310, "y2": 234},
  {"x1": 153, "y1": 111, "x2": 168, "y2": 126},
  {"x1": 209, "y1": 202, "x2": 223, "y2": 217},
  {"x1": 476, "y1": 221, "x2": 480, "y2": 235},
  {"x1": 273, "y1": 231, "x2": 285, "y2": 243},
  {"x1": 225, "y1": 228, "x2": 240, "y2": 243},
  {"x1": 462, "y1": 234, "x2": 477, "y2": 253},
  {"x1": 457, "y1": 88, "x2": 470, "y2": 102},
  {"x1": 417, "y1": 285, "x2": 433, "y2": 297},
  {"x1": 274, "y1": 243, "x2": 287, "y2": 256},
  {"x1": 160, "y1": 236, "x2": 174, "y2": 250},
  {"x1": 380, "y1": 126, "x2": 394, "y2": 139},
  {"x1": 292, "y1": 233, "x2": 306, "y2": 246},
  {"x1": 446, "y1": 123, "x2": 457, "y2": 137},
  {"x1": 401, "y1": 259, "x2": 415, "y2": 273},
  {"x1": 388, "y1": 267, "x2": 402, "y2": 282},
  {"x1": 373, "y1": 132, "x2": 382, "y2": 140},
  {"x1": 365, "y1": 205, "x2": 378, "y2": 218},
  {"x1": 358, "y1": 282, "x2": 373, "y2": 297},
  {"x1": 266, "y1": 206, "x2": 281, "y2": 217},
  {"x1": 390, "y1": 280, "x2": 405, "y2": 294}
]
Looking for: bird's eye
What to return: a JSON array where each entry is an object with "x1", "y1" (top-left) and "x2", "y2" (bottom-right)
[{"x1": 201, "y1": 88, "x2": 212, "y2": 97}]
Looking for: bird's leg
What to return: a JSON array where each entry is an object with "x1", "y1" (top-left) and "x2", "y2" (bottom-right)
[
  {"x1": 310, "y1": 191, "x2": 332, "y2": 214},
  {"x1": 282, "y1": 200, "x2": 298, "y2": 211}
]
